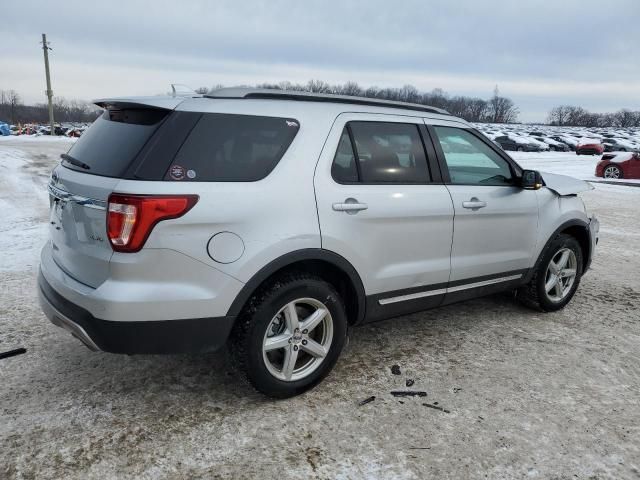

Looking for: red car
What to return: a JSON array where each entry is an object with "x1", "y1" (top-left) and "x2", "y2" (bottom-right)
[
  {"x1": 576, "y1": 139, "x2": 605, "y2": 156},
  {"x1": 596, "y1": 152, "x2": 640, "y2": 179}
]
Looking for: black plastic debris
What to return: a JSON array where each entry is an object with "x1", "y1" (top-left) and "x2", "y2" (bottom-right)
[
  {"x1": 406, "y1": 379, "x2": 415, "y2": 387},
  {"x1": 391, "y1": 365, "x2": 401, "y2": 375},
  {"x1": 0, "y1": 348, "x2": 26, "y2": 360},
  {"x1": 358, "y1": 396, "x2": 376, "y2": 406},
  {"x1": 423, "y1": 403, "x2": 450, "y2": 413},
  {"x1": 390, "y1": 390, "x2": 427, "y2": 397}
]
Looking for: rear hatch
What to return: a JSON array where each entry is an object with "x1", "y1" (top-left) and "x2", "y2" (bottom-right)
[{"x1": 48, "y1": 102, "x2": 177, "y2": 288}]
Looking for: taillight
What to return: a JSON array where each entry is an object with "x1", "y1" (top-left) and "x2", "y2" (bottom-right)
[{"x1": 107, "y1": 194, "x2": 198, "y2": 253}]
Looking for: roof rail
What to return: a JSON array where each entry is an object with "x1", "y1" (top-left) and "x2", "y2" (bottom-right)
[{"x1": 204, "y1": 88, "x2": 449, "y2": 115}]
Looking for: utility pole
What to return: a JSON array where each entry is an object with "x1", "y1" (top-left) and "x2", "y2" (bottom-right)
[{"x1": 41, "y1": 33, "x2": 55, "y2": 136}]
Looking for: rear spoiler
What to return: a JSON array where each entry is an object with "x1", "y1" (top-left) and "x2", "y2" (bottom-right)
[{"x1": 93, "y1": 96, "x2": 187, "y2": 111}]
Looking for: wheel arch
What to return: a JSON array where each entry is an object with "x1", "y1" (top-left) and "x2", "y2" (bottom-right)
[
  {"x1": 526, "y1": 219, "x2": 591, "y2": 283},
  {"x1": 226, "y1": 249, "x2": 366, "y2": 325}
]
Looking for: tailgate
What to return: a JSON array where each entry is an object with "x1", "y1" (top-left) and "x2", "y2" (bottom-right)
[{"x1": 48, "y1": 165, "x2": 119, "y2": 288}]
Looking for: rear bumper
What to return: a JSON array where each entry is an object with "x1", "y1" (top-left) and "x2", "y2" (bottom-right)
[{"x1": 38, "y1": 271, "x2": 236, "y2": 354}]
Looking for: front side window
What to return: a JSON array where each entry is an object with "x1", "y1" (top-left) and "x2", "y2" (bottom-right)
[
  {"x1": 433, "y1": 126, "x2": 514, "y2": 186},
  {"x1": 331, "y1": 122, "x2": 430, "y2": 184},
  {"x1": 166, "y1": 113, "x2": 299, "y2": 182}
]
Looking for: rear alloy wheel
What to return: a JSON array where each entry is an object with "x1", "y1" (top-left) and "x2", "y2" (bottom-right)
[
  {"x1": 517, "y1": 234, "x2": 583, "y2": 312},
  {"x1": 262, "y1": 298, "x2": 334, "y2": 382},
  {"x1": 603, "y1": 165, "x2": 622, "y2": 179},
  {"x1": 229, "y1": 273, "x2": 347, "y2": 398}
]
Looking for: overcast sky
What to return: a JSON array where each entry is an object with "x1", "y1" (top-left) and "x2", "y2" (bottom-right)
[{"x1": 3, "y1": 0, "x2": 639, "y2": 122}]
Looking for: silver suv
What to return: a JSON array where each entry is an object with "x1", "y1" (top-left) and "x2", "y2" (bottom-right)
[{"x1": 39, "y1": 89, "x2": 599, "y2": 397}]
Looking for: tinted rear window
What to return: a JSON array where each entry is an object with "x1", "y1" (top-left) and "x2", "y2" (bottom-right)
[
  {"x1": 63, "y1": 109, "x2": 168, "y2": 177},
  {"x1": 165, "y1": 113, "x2": 299, "y2": 182}
]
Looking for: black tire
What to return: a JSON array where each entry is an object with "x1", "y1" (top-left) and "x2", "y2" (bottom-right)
[
  {"x1": 228, "y1": 272, "x2": 348, "y2": 398},
  {"x1": 516, "y1": 234, "x2": 583, "y2": 312}
]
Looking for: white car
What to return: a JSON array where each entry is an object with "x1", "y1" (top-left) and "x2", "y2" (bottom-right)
[{"x1": 39, "y1": 89, "x2": 599, "y2": 397}]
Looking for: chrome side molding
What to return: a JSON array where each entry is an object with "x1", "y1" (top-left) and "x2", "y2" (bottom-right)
[{"x1": 378, "y1": 274, "x2": 523, "y2": 305}]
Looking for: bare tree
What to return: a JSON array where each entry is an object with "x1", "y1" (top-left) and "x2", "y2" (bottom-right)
[
  {"x1": 487, "y1": 86, "x2": 519, "y2": 123},
  {"x1": 7, "y1": 90, "x2": 21, "y2": 123}
]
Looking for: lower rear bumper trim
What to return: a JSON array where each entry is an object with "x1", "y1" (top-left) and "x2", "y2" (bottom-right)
[{"x1": 38, "y1": 270, "x2": 236, "y2": 354}]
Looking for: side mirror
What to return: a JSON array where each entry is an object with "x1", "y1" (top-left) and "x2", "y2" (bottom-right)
[{"x1": 521, "y1": 170, "x2": 543, "y2": 190}]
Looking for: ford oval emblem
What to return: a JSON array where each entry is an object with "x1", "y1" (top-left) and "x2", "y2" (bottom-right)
[{"x1": 51, "y1": 171, "x2": 59, "y2": 183}]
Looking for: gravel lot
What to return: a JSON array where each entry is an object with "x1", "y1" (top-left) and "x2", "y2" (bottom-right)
[{"x1": 1, "y1": 139, "x2": 639, "y2": 479}]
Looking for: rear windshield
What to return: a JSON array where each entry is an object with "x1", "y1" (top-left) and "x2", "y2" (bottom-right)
[
  {"x1": 165, "y1": 113, "x2": 300, "y2": 182},
  {"x1": 63, "y1": 108, "x2": 168, "y2": 177}
]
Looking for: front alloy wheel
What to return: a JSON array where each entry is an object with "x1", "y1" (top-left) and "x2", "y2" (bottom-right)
[
  {"x1": 516, "y1": 233, "x2": 583, "y2": 312},
  {"x1": 544, "y1": 248, "x2": 578, "y2": 302},
  {"x1": 262, "y1": 298, "x2": 333, "y2": 382}
]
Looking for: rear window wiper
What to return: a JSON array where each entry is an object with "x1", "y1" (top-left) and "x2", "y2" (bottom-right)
[{"x1": 61, "y1": 153, "x2": 91, "y2": 170}]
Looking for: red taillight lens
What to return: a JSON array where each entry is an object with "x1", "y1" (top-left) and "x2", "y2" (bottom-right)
[{"x1": 107, "y1": 194, "x2": 198, "y2": 252}]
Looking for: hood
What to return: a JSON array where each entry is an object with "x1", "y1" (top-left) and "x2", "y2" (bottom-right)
[{"x1": 540, "y1": 172, "x2": 594, "y2": 196}]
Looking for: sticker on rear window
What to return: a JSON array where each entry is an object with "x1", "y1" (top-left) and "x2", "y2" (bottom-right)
[
  {"x1": 286, "y1": 120, "x2": 298, "y2": 127},
  {"x1": 187, "y1": 169, "x2": 197, "y2": 179},
  {"x1": 169, "y1": 165, "x2": 186, "y2": 180}
]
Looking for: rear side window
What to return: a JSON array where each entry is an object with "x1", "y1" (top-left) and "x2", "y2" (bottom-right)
[
  {"x1": 64, "y1": 109, "x2": 169, "y2": 177},
  {"x1": 331, "y1": 130, "x2": 359, "y2": 183},
  {"x1": 332, "y1": 122, "x2": 430, "y2": 184},
  {"x1": 165, "y1": 114, "x2": 299, "y2": 182}
]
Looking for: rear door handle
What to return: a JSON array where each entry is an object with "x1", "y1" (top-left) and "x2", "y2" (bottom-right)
[
  {"x1": 462, "y1": 198, "x2": 487, "y2": 210},
  {"x1": 332, "y1": 198, "x2": 368, "y2": 214}
]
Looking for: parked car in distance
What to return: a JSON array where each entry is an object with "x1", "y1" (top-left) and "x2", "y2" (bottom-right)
[
  {"x1": 576, "y1": 138, "x2": 604, "y2": 156},
  {"x1": 549, "y1": 135, "x2": 578, "y2": 151},
  {"x1": 39, "y1": 89, "x2": 599, "y2": 397},
  {"x1": 596, "y1": 152, "x2": 640, "y2": 179},
  {"x1": 602, "y1": 138, "x2": 640, "y2": 152},
  {"x1": 494, "y1": 135, "x2": 544, "y2": 152},
  {"x1": 533, "y1": 136, "x2": 570, "y2": 152}
]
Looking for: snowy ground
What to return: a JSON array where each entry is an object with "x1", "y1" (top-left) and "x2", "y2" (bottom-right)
[{"x1": 1, "y1": 138, "x2": 640, "y2": 479}]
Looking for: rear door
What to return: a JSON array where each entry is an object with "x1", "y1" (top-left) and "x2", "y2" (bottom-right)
[
  {"x1": 314, "y1": 114, "x2": 454, "y2": 320},
  {"x1": 428, "y1": 124, "x2": 538, "y2": 284},
  {"x1": 48, "y1": 106, "x2": 174, "y2": 287}
]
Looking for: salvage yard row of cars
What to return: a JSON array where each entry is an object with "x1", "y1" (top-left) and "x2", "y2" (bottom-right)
[
  {"x1": 475, "y1": 123, "x2": 640, "y2": 155},
  {"x1": 0, "y1": 121, "x2": 88, "y2": 137}
]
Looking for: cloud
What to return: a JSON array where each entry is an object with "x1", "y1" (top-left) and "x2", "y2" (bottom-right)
[{"x1": 2, "y1": 0, "x2": 638, "y2": 121}]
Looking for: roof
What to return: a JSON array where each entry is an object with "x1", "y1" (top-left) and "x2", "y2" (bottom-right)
[{"x1": 204, "y1": 88, "x2": 450, "y2": 115}]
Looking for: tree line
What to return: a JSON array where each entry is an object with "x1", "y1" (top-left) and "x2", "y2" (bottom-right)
[
  {"x1": 4, "y1": 82, "x2": 638, "y2": 128},
  {"x1": 0, "y1": 89, "x2": 101, "y2": 124},
  {"x1": 547, "y1": 105, "x2": 640, "y2": 128},
  {"x1": 197, "y1": 81, "x2": 520, "y2": 124}
]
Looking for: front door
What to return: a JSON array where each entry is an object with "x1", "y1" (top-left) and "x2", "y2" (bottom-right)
[{"x1": 429, "y1": 125, "x2": 539, "y2": 285}]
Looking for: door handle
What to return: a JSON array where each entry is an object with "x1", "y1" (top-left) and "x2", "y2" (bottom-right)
[
  {"x1": 332, "y1": 198, "x2": 368, "y2": 214},
  {"x1": 462, "y1": 198, "x2": 487, "y2": 210}
]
